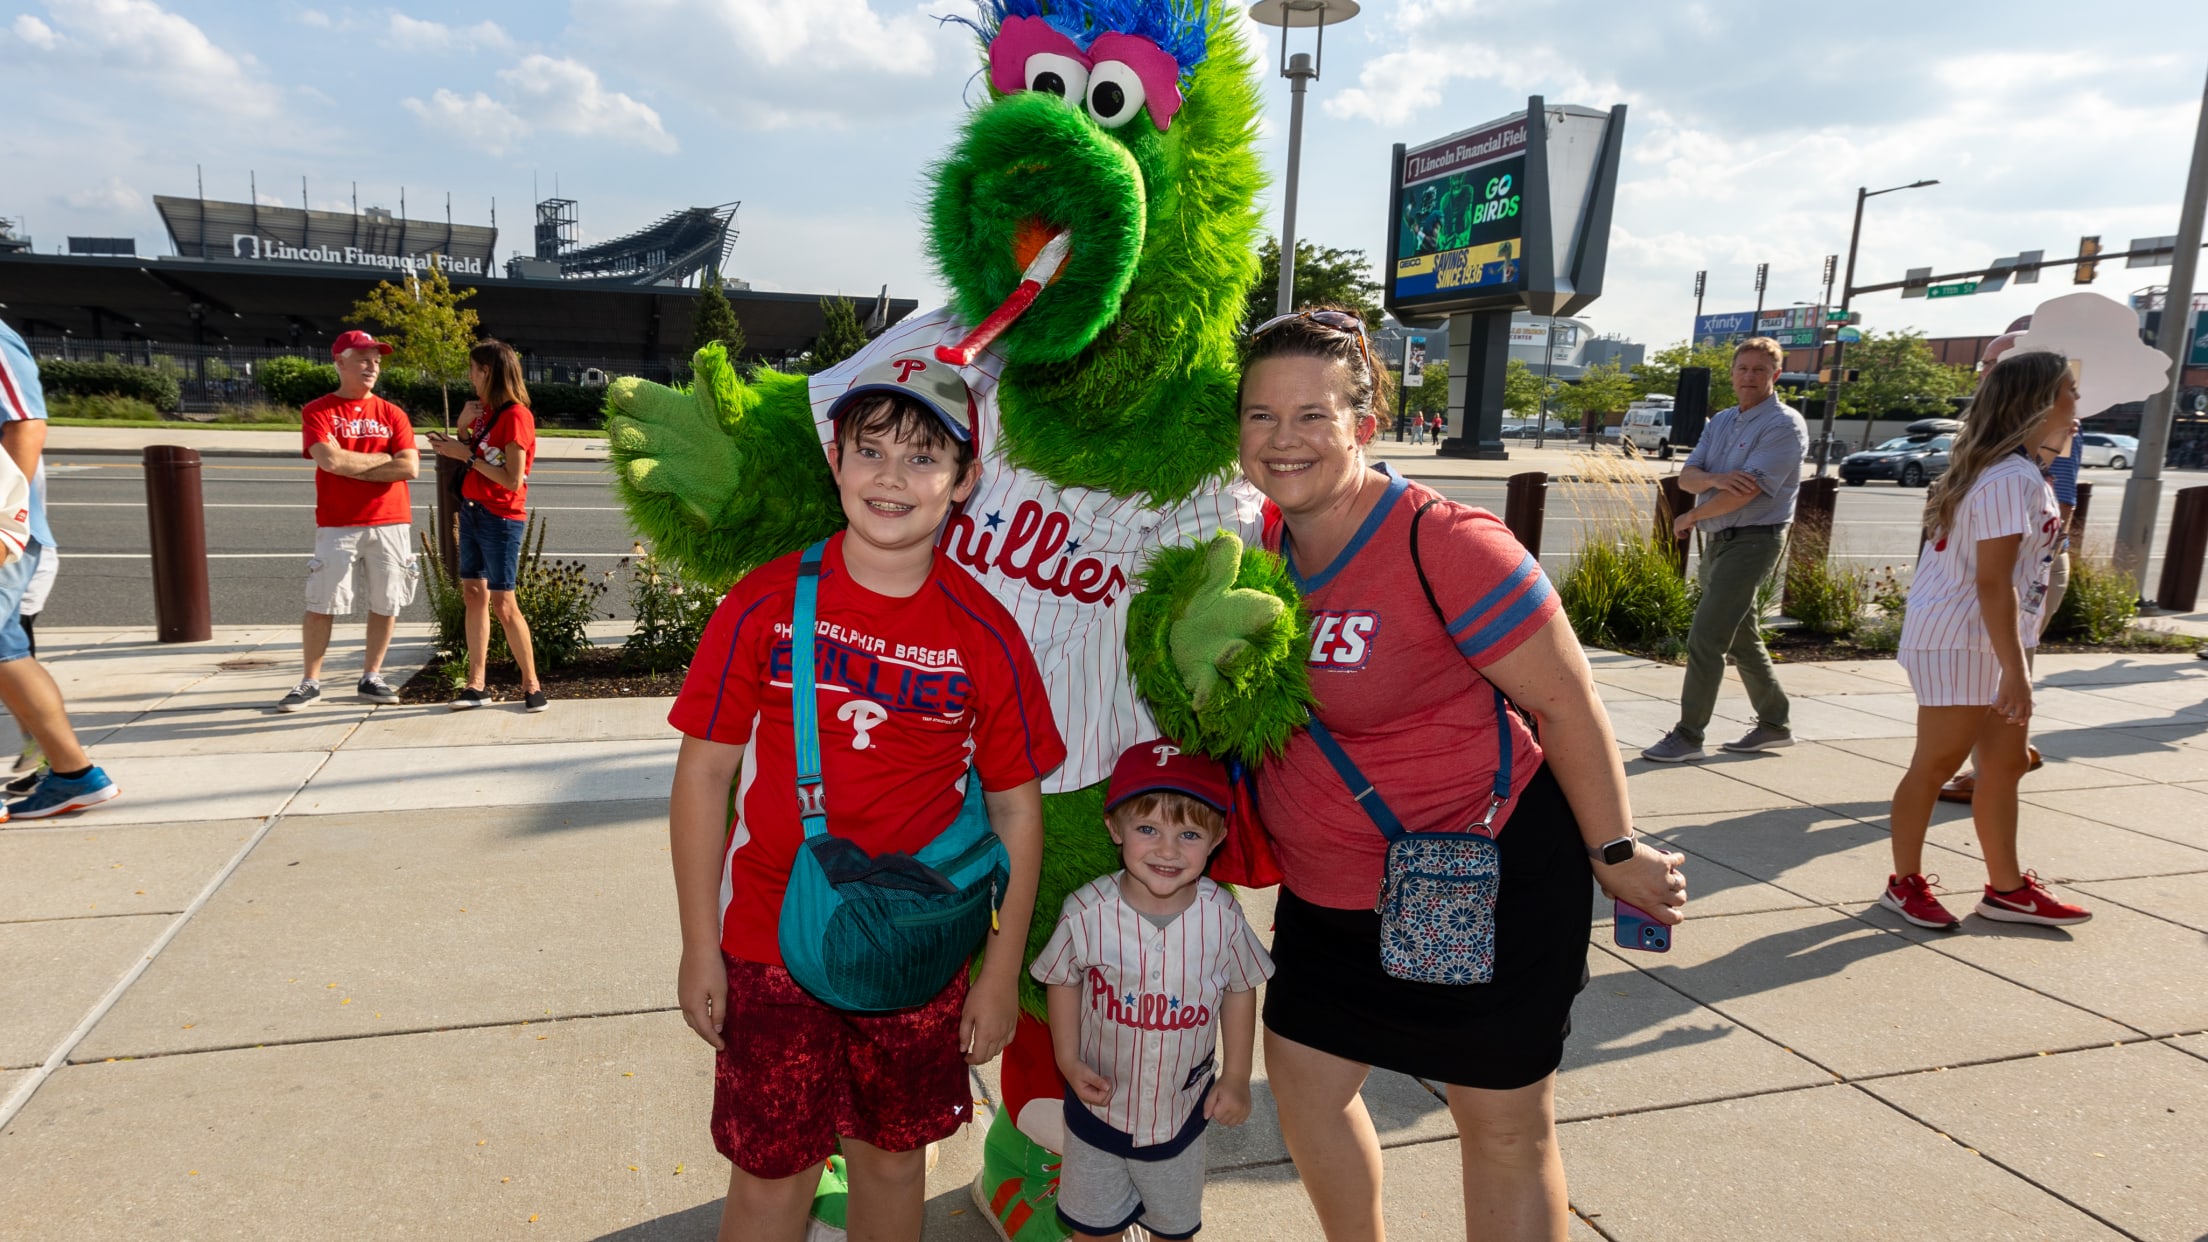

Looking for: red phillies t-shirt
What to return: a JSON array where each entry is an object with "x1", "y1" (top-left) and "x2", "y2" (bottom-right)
[
  {"x1": 1257, "y1": 467, "x2": 1559, "y2": 910},
  {"x1": 301, "y1": 393, "x2": 416, "y2": 528},
  {"x1": 460, "y1": 402, "x2": 535, "y2": 520},
  {"x1": 668, "y1": 533, "x2": 1068, "y2": 966}
]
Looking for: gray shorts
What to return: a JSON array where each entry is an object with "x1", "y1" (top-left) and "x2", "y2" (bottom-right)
[{"x1": 1056, "y1": 1124, "x2": 1207, "y2": 1240}]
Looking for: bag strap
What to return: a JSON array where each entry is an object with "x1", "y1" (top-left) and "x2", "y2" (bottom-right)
[
  {"x1": 1408, "y1": 498, "x2": 1512, "y2": 811},
  {"x1": 792, "y1": 540, "x2": 829, "y2": 840}
]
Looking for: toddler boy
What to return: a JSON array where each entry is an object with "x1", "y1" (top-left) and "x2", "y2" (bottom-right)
[{"x1": 1032, "y1": 740, "x2": 1273, "y2": 1240}]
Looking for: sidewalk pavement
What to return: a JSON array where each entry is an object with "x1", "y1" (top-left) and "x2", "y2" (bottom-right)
[{"x1": 2, "y1": 626, "x2": 2205, "y2": 1240}]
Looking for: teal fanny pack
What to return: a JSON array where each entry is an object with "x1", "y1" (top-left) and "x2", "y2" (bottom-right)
[{"x1": 775, "y1": 540, "x2": 1010, "y2": 1013}]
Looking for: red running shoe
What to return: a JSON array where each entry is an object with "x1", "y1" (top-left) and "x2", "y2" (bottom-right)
[
  {"x1": 1977, "y1": 872, "x2": 2092, "y2": 926},
  {"x1": 1881, "y1": 873, "x2": 1959, "y2": 930}
]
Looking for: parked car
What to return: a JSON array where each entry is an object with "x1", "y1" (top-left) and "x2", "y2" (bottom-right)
[
  {"x1": 2077, "y1": 432, "x2": 2138, "y2": 469},
  {"x1": 1620, "y1": 396, "x2": 1677, "y2": 458},
  {"x1": 1840, "y1": 422, "x2": 1957, "y2": 487}
]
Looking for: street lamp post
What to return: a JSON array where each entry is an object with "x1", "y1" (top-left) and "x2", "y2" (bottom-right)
[
  {"x1": 1819, "y1": 179, "x2": 1938, "y2": 465},
  {"x1": 1251, "y1": 0, "x2": 1361, "y2": 317}
]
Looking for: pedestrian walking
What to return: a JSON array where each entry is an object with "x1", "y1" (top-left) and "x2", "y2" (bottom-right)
[
  {"x1": 1233, "y1": 308, "x2": 1685, "y2": 1238},
  {"x1": 0, "y1": 318, "x2": 119, "y2": 819},
  {"x1": 1642, "y1": 337, "x2": 1808, "y2": 763},
  {"x1": 278, "y1": 330, "x2": 420, "y2": 712},
  {"x1": 426, "y1": 340, "x2": 546, "y2": 712},
  {"x1": 8, "y1": 539, "x2": 59, "y2": 794},
  {"x1": 1882, "y1": 350, "x2": 2092, "y2": 930}
]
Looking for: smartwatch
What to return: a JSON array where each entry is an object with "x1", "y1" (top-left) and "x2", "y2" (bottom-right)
[{"x1": 1589, "y1": 834, "x2": 1636, "y2": 866}]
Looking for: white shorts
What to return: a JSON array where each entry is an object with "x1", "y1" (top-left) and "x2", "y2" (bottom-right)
[
  {"x1": 20, "y1": 545, "x2": 57, "y2": 617},
  {"x1": 305, "y1": 525, "x2": 418, "y2": 617},
  {"x1": 1898, "y1": 648, "x2": 2014, "y2": 708}
]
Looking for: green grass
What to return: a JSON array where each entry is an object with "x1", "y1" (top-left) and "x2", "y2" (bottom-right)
[{"x1": 51, "y1": 417, "x2": 609, "y2": 439}]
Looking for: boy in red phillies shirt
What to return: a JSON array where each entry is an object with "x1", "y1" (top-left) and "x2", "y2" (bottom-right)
[
  {"x1": 278, "y1": 331, "x2": 419, "y2": 713},
  {"x1": 665, "y1": 350, "x2": 1060, "y2": 1241}
]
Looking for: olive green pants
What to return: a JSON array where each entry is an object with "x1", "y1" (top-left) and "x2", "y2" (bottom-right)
[{"x1": 1674, "y1": 524, "x2": 1790, "y2": 745}]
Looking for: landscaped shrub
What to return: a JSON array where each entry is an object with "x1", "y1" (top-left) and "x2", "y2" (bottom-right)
[
  {"x1": 37, "y1": 360, "x2": 181, "y2": 412},
  {"x1": 1782, "y1": 537, "x2": 1868, "y2": 637},
  {"x1": 419, "y1": 516, "x2": 614, "y2": 671},
  {"x1": 211, "y1": 403, "x2": 302, "y2": 425},
  {"x1": 622, "y1": 546, "x2": 721, "y2": 672},
  {"x1": 47, "y1": 392, "x2": 164, "y2": 421},
  {"x1": 253, "y1": 356, "x2": 339, "y2": 408},
  {"x1": 2047, "y1": 552, "x2": 2139, "y2": 644},
  {"x1": 1559, "y1": 534, "x2": 1696, "y2": 651}
]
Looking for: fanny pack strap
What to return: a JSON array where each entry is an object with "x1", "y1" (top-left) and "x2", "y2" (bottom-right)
[{"x1": 793, "y1": 540, "x2": 829, "y2": 840}]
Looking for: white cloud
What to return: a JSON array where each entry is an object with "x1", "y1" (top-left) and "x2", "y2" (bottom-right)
[
  {"x1": 296, "y1": 8, "x2": 333, "y2": 28},
  {"x1": 405, "y1": 55, "x2": 676, "y2": 155},
  {"x1": 11, "y1": 14, "x2": 58, "y2": 48},
  {"x1": 21, "y1": 0, "x2": 281, "y2": 117},
  {"x1": 61, "y1": 175, "x2": 139, "y2": 213},
  {"x1": 385, "y1": 13, "x2": 512, "y2": 54}
]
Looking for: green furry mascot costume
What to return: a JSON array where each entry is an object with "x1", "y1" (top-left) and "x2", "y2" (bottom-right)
[{"x1": 608, "y1": 3, "x2": 1309, "y2": 1237}]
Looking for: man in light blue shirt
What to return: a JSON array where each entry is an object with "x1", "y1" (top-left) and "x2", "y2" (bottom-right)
[
  {"x1": 1644, "y1": 337, "x2": 1808, "y2": 763},
  {"x1": 0, "y1": 319, "x2": 119, "y2": 818}
]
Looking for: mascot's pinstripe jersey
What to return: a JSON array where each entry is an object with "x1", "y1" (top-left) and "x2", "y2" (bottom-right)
[{"x1": 608, "y1": 4, "x2": 1312, "y2": 1237}]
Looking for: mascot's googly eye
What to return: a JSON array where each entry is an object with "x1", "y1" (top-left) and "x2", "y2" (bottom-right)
[
  {"x1": 1024, "y1": 52, "x2": 1090, "y2": 103},
  {"x1": 1085, "y1": 60, "x2": 1147, "y2": 129}
]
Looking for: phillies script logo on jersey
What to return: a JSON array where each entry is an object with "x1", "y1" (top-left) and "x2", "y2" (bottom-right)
[
  {"x1": 338, "y1": 416, "x2": 394, "y2": 438},
  {"x1": 1307, "y1": 610, "x2": 1381, "y2": 670},
  {"x1": 1088, "y1": 967, "x2": 1211, "y2": 1031},
  {"x1": 767, "y1": 627, "x2": 974, "y2": 723},
  {"x1": 943, "y1": 499, "x2": 1128, "y2": 606}
]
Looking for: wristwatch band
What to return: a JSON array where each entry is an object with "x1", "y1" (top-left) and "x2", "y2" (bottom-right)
[{"x1": 1589, "y1": 834, "x2": 1636, "y2": 866}]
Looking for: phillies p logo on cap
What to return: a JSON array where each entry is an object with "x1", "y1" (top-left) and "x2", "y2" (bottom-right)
[{"x1": 825, "y1": 348, "x2": 976, "y2": 443}]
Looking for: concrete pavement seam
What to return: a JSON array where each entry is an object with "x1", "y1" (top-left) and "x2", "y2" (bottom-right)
[
  {"x1": 0, "y1": 720, "x2": 360, "y2": 1128},
  {"x1": 65, "y1": 1005, "x2": 686, "y2": 1064}
]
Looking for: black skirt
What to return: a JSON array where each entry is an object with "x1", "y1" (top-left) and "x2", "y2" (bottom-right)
[{"x1": 1262, "y1": 763, "x2": 1593, "y2": 1091}]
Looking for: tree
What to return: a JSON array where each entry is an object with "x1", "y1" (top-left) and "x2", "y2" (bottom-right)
[
  {"x1": 350, "y1": 262, "x2": 479, "y2": 430},
  {"x1": 1556, "y1": 361, "x2": 1639, "y2": 429},
  {"x1": 1502, "y1": 357, "x2": 1553, "y2": 418},
  {"x1": 1632, "y1": 341, "x2": 1738, "y2": 413},
  {"x1": 1405, "y1": 358, "x2": 1449, "y2": 416},
  {"x1": 805, "y1": 296, "x2": 869, "y2": 373},
  {"x1": 1245, "y1": 238, "x2": 1382, "y2": 332},
  {"x1": 691, "y1": 280, "x2": 747, "y2": 360},
  {"x1": 1837, "y1": 330, "x2": 1972, "y2": 420}
]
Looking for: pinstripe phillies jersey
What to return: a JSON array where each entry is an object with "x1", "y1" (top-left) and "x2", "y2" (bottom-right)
[
  {"x1": 810, "y1": 308, "x2": 1265, "y2": 793},
  {"x1": 1900, "y1": 453, "x2": 2062, "y2": 655},
  {"x1": 0, "y1": 321, "x2": 54, "y2": 549},
  {"x1": 1032, "y1": 875, "x2": 1273, "y2": 1149}
]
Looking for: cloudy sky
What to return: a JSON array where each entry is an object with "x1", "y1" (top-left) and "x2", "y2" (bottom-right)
[{"x1": 4, "y1": 0, "x2": 2205, "y2": 352}]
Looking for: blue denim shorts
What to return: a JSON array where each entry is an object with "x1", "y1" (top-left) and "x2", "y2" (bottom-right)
[
  {"x1": 457, "y1": 501, "x2": 526, "y2": 592},
  {"x1": 0, "y1": 540, "x2": 42, "y2": 663}
]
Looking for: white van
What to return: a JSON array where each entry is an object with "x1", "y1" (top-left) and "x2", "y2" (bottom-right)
[{"x1": 1620, "y1": 396, "x2": 1676, "y2": 458}]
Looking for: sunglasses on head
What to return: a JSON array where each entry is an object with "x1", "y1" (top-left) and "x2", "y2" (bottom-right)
[{"x1": 1249, "y1": 309, "x2": 1368, "y2": 341}]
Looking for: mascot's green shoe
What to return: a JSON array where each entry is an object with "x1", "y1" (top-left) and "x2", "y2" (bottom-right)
[
  {"x1": 970, "y1": 1115, "x2": 1068, "y2": 1242},
  {"x1": 804, "y1": 1154, "x2": 848, "y2": 1241}
]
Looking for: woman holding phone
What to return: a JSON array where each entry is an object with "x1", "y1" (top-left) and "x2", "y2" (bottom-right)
[{"x1": 428, "y1": 339, "x2": 546, "y2": 712}]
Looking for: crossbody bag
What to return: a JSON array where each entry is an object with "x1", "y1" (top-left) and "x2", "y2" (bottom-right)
[
  {"x1": 774, "y1": 540, "x2": 1011, "y2": 1012},
  {"x1": 1293, "y1": 499, "x2": 1517, "y2": 986}
]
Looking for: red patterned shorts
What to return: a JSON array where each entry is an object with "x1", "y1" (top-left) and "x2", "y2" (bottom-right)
[{"x1": 711, "y1": 954, "x2": 974, "y2": 1180}]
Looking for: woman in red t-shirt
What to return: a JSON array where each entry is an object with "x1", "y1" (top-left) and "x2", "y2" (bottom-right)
[
  {"x1": 428, "y1": 339, "x2": 545, "y2": 712},
  {"x1": 1234, "y1": 308, "x2": 1685, "y2": 1236}
]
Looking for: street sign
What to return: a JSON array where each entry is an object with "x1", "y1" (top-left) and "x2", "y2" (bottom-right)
[
  {"x1": 1826, "y1": 309, "x2": 1850, "y2": 323},
  {"x1": 1927, "y1": 281, "x2": 1979, "y2": 299},
  {"x1": 1836, "y1": 327, "x2": 1863, "y2": 343}
]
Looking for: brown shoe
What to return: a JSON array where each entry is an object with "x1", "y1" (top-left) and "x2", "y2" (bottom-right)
[{"x1": 1938, "y1": 772, "x2": 1976, "y2": 804}]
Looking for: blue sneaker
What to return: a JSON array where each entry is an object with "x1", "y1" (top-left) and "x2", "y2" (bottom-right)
[{"x1": 8, "y1": 766, "x2": 120, "y2": 820}]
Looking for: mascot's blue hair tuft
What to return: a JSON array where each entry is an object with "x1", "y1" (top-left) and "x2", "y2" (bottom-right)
[{"x1": 976, "y1": 0, "x2": 1211, "y2": 75}]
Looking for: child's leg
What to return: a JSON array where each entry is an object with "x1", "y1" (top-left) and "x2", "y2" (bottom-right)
[
  {"x1": 718, "y1": 1164, "x2": 816, "y2": 1242},
  {"x1": 1967, "y1": 708, "x2": 2034, "y2": 892},
  {"x1": 840, "y1": 1138, "x2": 928, "y2": 1242},
  {"x1": 1891, "y1": 706, "x2": 1985, "y2": 877}
]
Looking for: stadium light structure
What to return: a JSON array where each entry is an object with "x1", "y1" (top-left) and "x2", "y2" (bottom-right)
[{"x1": 1250, "y1": 0, "x2": 1360, "y2": 316}]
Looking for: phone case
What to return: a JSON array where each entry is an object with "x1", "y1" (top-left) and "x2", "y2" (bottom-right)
[{"x1": 1613, "y1": 899, "x2": 1671, "y2": 953}]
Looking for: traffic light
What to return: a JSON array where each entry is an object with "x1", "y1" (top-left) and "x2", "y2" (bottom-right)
[{"x1": 2075, "y1": 236, "x2": 2101, "y2": 285}]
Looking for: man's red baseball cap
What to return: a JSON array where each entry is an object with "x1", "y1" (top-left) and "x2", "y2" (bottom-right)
[
  {"x1": 330, "y1": 330, "x2": 394, "y2": 358},
  {"x1": 1105, "y1": 738, "x2": 1235, "y2": 815}
]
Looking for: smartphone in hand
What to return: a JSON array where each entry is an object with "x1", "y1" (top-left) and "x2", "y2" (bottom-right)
[{"x1": 1614, "y1": 899, "x2": 1671, "y2": 953}]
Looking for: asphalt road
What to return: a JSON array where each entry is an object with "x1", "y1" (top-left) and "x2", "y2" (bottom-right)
[{"x1": 33, "y1": 453, "x2": 2201, "y2": 630}]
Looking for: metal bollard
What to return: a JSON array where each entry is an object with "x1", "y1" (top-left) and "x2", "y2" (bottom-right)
[
  {"x1": 2153, "y1": 485, "x2": 2208, "y2": 612},
  {"x1": 1503, "y1": 471, "x2": 1548, "y2": 559},
  {"x1": 2070, "y1": 479, "x2": 2093, "y2": 540},
  {"x1": 142, "y1": 445, "x2": 212, "y2": 642},
  {"x1": 433, "y1": 456, "x2": 467, "y2": 583},
  {"x1": 1656, "y1": 477, "x2": 1694, "y2": 577}
]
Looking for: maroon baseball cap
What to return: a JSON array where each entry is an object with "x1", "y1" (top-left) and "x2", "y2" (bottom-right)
[
  {"x1": 1105, "y1": 739, "x2": 1235, "y2": 815},
  {"x1": 331, "y1": 330, "x2": 394, "y2": 358}
]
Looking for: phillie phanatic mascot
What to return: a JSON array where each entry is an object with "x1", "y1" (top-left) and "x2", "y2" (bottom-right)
[{"x1": 608, "y1": 3, "x2": 1311, "y2": 1237}]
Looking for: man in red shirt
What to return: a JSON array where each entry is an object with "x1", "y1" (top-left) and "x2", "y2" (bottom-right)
[{"x1": 278, "y1": 331, "x2": 420, "y2": 711}]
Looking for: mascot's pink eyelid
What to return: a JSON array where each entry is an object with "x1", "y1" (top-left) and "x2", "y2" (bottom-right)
[{"x1": 988, "y1": 17, "x2": 1186, "y2": 132}]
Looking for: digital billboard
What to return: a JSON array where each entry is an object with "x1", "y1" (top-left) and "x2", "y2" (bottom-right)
[{"x1": 1393, "y1": 117, "x2": 1528, "y2": 305}]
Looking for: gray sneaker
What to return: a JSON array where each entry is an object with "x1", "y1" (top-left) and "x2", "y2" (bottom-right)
[
  {"x1": 357, "y1": 673, "x2": 401, "y2": 704},
  {"x1": 1640, "y1": 730, "x2": 1705, "y2": 764},
  {"x1": 1721, "y1": 723, "x2": 1795, "y2": 753},
  {"x1": 276, "y1": 681, "x2": 322, "y2": 713}
]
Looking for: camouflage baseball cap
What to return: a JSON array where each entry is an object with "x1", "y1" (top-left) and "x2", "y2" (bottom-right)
[{"x1": 825, "y1": 350, "x2": 974, "y2": 443}]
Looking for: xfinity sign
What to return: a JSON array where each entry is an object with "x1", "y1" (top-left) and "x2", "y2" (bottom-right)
[{"x1": 229, "y1": 233, "x2": 485, "y2": 276}]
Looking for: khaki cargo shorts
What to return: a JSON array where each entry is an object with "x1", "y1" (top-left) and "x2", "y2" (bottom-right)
[{"x1": 305, "y1": 524, "x2": 418, "y2": 617}]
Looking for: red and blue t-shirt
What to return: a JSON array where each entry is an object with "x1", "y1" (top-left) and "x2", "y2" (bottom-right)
[
  {"x1": 669, "y1": 533, "x2": 1067, "y2": 965},
  {"x1": 461, "y1": 402, "x2": 535, "y2": 520},
  {"x1": 1258, "y1": 466, "x2": 1559, "y2": 910}
]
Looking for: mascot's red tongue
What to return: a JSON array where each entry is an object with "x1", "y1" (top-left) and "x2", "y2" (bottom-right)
[{"x1": 936, "y1": 231, "x2": 1072, "y2": 366}]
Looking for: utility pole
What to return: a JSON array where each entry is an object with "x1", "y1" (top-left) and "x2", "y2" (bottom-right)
[
  {"x1": 1812, "y1": 253, "x2": 1839, "y2": 475},
  {"x1": 1753, "y1": 261, "x2": 1769, "y2": 326},
  {"x1": 2116, "y1": 63, "x2": 2208, "y2": 596},
  {"x1": 1820, "y1": 179, "x2": 1939, "y2": 456},
  {"x1": 1692, "y1": 269, "x2": 1706, "y2": 339}
]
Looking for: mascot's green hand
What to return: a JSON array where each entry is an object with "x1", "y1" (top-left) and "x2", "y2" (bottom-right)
[
  {"x1": 605, "y1": 357, "x2": 744, "y2": 525},
  {"x1": 1169, "y1": 532, "x2": 1287, "y2": 708}
]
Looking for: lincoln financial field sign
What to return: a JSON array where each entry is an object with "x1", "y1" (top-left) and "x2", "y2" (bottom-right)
[
  {"x1": 228, "y1": 233, "x2": 487, "y2": 276},
  {"x1": 1393, "y1": 117, "x2": 1528, "y2": 301}
]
